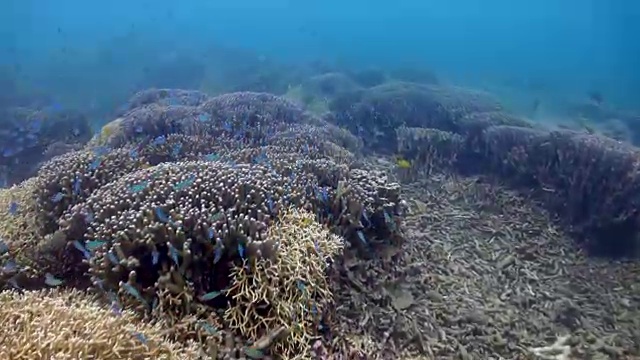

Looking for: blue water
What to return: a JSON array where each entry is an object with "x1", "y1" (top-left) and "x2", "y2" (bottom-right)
[{"x1": 1, "y1": 0, "x2": 638, "y2": 121}]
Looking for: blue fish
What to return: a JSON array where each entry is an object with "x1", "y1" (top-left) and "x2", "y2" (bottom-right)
[
  {"x1": 121, "y1": 282, "x2": 146, "y2": 304},
  {"x1": 85, "y1": 240, "x2": 106, "y2": 251},
  {"x1": 213, "y1": 243, "x2": 223, "y2": 264},
  {"x1": 152, "y1": 135, "x2": 166, "y2": 146},
  {"x1": 198, "y1": 321, "x2": 218, "y2": 334},
  {"x1": 267, "y1": 195, "x2": 274, "y2": 213},
  {"x1": 171, "y1": 143, "x2": 182, "y2": 157},
  {"x1": 172, "y1": 175, "x2": 195, "y2": 191},
  {"x1": 89, "y1": 157, "x2": 102, "y2": 170},
  {"x1": 223, "y1": 122, "x2": 232, "y2": 132},
  {"x1": 199, "y1": 291, "x2": 222, "y2": 301},
  {"x1": 73, "y1": 177, "x2": 82, "y2": 195},
  {"x1": 132, "y1": 332, "x2": 148, "y2": 345},
  {"x1": 151, "y1": 249, "x2": 159, "y2": 265},
  {"x1": 51, "y1": 192, "x2": 64, "y2": 203},
  {"x1": 72, "y1": 240, "x2": 91, "y2": 259},
  {"x1": 93, "y1": 146, "x2": 110, "y2": 157},
  {"x1": 296, "y1": 280, "x2": 306, "y2": 292},
  {"x1": 8, "y1": 201, "x2": 18, "y2": 215},
  {"x1": 107, "y1": 250, "x2": 119, "y2": 265},
  {"x1": 168, "y1": 243, "x2": 180, "y2": 265},
  {"x1": 356, "y1": 231, "x2": 368, "y2": 244},
  {"x1": 2, "y1": 259, "x2": 17, "y2": 272},
  {"x1": 197, "y1": 113, "x2": 211, "y2": 122},
  {"x1": 237, "y1": 243, "x2": 245, "y2": 259},
  {"x1": 207, "y1": 228, "x2": 215, "y2": 240},
  {"x1": 129, "y1": 148, "x2": 138, "y2": 158},
  {"x1": 44, "y1": 272, "x2": 63, "y2": 286},
  {"x1": 129, "y1": 182, "x2": 148, "y2": 193},
  {"x1": 203, "y1": 153, "x2": 219, "y2": 161},
  {"x1": 154, "y1": 207, "x2": 169, "y2": 222},
  {"x1": 135, "y1": 126, "x2": 144, "y2": 133},
  {"x1": 384, "y1": 211, "x2": 396, "y2": 230},
  {"x1": 110, "y1": 299, "x2": 123, "y2": 316},
  {"x1": 361, "y1": 209, "x2": 371, "y2": 227}
]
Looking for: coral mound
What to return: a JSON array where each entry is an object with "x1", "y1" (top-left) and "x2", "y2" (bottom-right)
[{"x1": 327, "y1": 82, "x2": 506, "y2": 152}]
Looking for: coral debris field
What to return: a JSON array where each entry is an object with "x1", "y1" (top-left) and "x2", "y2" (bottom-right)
[{"x1": 1, "y1": 86, "x2": 639, "y2": 359}]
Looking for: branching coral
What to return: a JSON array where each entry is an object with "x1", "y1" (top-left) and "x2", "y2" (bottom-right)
[
  {"x1": 0, "y1": 288, "x2": 202, "y2": 360},
  {"x1": 224, "y1": 208, "x2": 343, "y2": 357}
]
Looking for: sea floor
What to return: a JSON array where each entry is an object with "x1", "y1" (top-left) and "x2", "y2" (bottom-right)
[{"x1": 328, "y1": 171, "x2": 640, "y2": 360}]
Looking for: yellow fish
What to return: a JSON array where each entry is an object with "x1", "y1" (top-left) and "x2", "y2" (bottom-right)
[{"x1": 396, "y1": 158, "x2": 411, "y2": 169}]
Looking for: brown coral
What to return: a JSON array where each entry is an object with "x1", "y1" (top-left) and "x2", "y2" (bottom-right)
[
  {"x1": 0, "y1": 288, "x2": 201, "y2": 360},
  {"x1": 225, "y1": 208, "x2": 344, "y2": 357}
]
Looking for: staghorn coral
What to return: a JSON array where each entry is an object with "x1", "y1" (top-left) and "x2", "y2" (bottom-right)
[
  {"x1": 0, "y1": 288, "x2": 202, "y2": 360},
  {"x1": 225, "y1": 208, "x2": 343, "y2": 357}
]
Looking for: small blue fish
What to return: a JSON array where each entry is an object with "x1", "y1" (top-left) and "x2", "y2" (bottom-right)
[
  {"x1": 171, "y1": 143, "x2": 182, "y2": 157},
  {"x1": 207, "y1": 228, "x2": 215, "y2": 240},
  {"x1": 44, "y1": 272, "x2": 63, "y2": 286},
  {"x1": 203, "y1": 153, "x2": 219, "y2": 161},
  {"x1": 132, "y1": 332, "x2": 148, "y2": 345},
  {"x1": 267, "y1": 195, "x2": 274, "y2": 213},
  {"x1": 152, "y1": 135, "x2": 166, "y2": 146},
  {"x1": 107, "y1": 250, "x2": 119, "y2": 265},
  {"x1": 356, "y1": 231, "x2": 367, "y2": 244},
  {"x1": 85, "y1": 240, "x2": 106, "y2": 251},
  {"x1": 111, "y1": 300, "x2": 122, "y2": 316},
  {"x1": 168, "y1": 243, "x2": 180, "y2": 265},
  {"x1": 243, "y1": 347, "x2": 264, "y2": 359},
  {"x1": 72, "y1": 240, "x2": 91, "y2": 259},
  {"x1": 198, "y1": 321, "x2": 218, "y2": 334},
  {"x1": 213, "y1": 244, "x2": 223, "y2": 264},
  {"x1": 8, "y1": 201, "x2": 18, "y2": 215},
  {"x1": 362, "y1": 209, "x2": 371, "y2": 227},
  {"x1": 51, "y1": 192, "x2": 64, "y2": 203},
  {"x1": 121, "y1": 282, "x2": 146, "y2": 304},
  {"x1": 320, "y1": 188, "x2": 329, "y2": 203},
  {"x1": 129, "y1": 182, "x2": 148, "y2": 193},
  {"x1": 384, "y1": 211, "x2": 396, "y2": 230},
  {"x1": 129, "y1": 148, "x2": 138, "y2": 158},
  {"x1": 296, "y1": 280, "x2": 306, "y2": 292},
  {"x1": 73, "y1": 177, "x2": 82, "y2": 195},
  {"x1": 2, "y1": 259, "x2": 17, "y2": 272},
  {"x1": 172, "y1": 175, "x2": 195, "y2": 191},
  {"x1": 197, "y1": 113, "x2": 211, "y2": 122},
  {"x1": 151, "y1": 249, "x2": 159, "y2": 265},
  {"x1": 155, "y1": 207, "x2": 169, "y2": 222},
  {"x1": 199, "y1": 291, "x2": 222, "y2": 301},
  {"x1": 93, "y1": 146, "x2": 110, "y2": 157},
  {"x1": 135, "y1": 125, "x2": 144, "y2": 133},
  {"x1": 89, "y1": 157, "x2": 102, "y2": 170},
  {"x1": 223, "y1": 122, "x2": 232, "y2": 132},
  {"x1": 210, "y1": 212, "x2": 223, "y2": 222},
  {"x1": 237, "y1": 243, "x2": 245, "y2": 259}
]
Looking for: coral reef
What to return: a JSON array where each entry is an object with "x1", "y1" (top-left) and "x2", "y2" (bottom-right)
[{"x1": 1, "y1": 88, "x2": 404, "y2": 358}]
